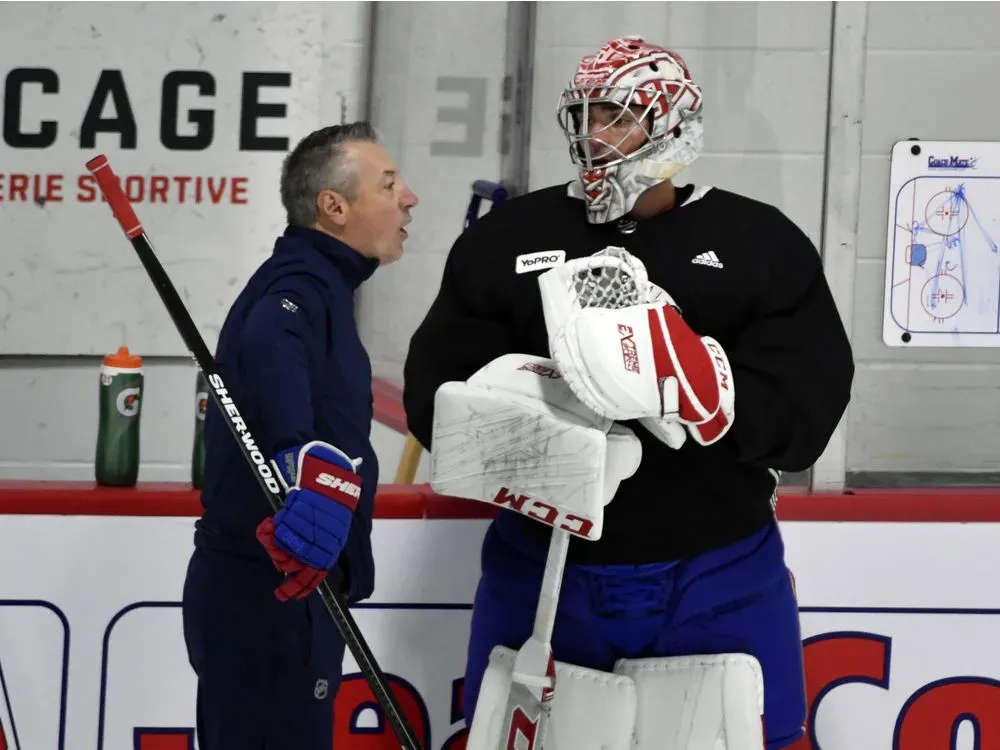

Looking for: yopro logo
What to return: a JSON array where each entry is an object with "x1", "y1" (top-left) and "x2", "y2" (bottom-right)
[{"x1": 516, "y1": 250, "x2": 566, "y2": 274}]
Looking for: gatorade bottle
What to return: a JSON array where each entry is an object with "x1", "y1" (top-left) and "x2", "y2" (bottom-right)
[
  {"x1": 192, "y1": 370, "x2": 208, "y2": 489},
  {"x1": 95, "y1": 346, "x2": 144, "y2": 487}
]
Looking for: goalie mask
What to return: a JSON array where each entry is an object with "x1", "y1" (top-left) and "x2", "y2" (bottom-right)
[{"x1": 557, "y1": 36, "x2": 705, "y2": 225}]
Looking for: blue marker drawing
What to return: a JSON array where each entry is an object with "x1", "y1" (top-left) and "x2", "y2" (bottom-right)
[{"x1": 890, "y1": 177, "x2": 1000, "y2": 337}]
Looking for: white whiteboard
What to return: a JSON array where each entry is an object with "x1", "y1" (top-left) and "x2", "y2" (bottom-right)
[
  {"x1": 0, "y1": 2, "x2": 366, "y2": 355},
  {"x1": 883, "y1": 140, "x2": 1000, "y2": 347}
]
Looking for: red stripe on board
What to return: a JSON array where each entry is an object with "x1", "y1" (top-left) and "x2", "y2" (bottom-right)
[
  {"x1": 775, "y1": 488, "x2": 1000, "y2": 522},
  {"x1": 1, "y1": 481, "x2": 1000, "y2": 523},
  {"x1": 134, "y1": 729, "x2": 195, "y2": 750}
]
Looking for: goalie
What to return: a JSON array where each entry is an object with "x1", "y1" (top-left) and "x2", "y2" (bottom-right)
[{"x1": 403, "y1": 36, "x2": 853, "y2": 750}]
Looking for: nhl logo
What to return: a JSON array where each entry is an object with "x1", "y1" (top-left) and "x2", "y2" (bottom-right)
[{"x1": 314, "y1": 678, "x2": 329, "y2": 700}]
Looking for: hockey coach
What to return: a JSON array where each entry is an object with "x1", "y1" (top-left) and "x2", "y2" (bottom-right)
[{"x1": 182, "y1": 121, "x2": 419, "y2": 750}]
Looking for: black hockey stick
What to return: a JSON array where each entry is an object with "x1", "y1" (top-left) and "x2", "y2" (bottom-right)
[{"x1": 85, "y1": 155, "x2": 422, "y2": 750}]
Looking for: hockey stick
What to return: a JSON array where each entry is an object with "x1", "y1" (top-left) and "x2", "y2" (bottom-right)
[
  {"x1": 84, "y1": 155, "x2": 423, "y2": 750},
  {"x1": 495, "y1": 526, "x2": 570, "y2": 750}
]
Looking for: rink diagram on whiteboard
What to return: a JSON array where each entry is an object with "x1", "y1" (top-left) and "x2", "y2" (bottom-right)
[
  {"x1": 889, "y1": 178, "x2": 999, "y2": 332},
  {"x1": 883, "y1": 142, "x2": 1000, "y2": 347}
]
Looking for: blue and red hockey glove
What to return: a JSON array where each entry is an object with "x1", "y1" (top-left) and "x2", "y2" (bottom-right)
[{"x1": 255, "y1": 440, "x2": 362, "y2": 601}]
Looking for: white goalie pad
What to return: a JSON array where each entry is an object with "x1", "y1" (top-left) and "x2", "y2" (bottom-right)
[
  {"x1": 430, "y1": 354, "x2": 642, "y2": 540},
  {"x1": 615, "y1": 653, "x2": 765, "y2": 750},
  {"x1": 468, "y1": 645, "x2": 638, "y2": 750},
  {"x1": 468, "y1": 647, "x2": 764, "y2": 750}
]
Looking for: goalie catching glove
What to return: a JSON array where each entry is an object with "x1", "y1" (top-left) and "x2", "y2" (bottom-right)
[
  {"x1": 538, "y1": 246, "x2": 734, "y2": 448},
  {"x1": 255, "y1": 440, "x2": 362, "y2": 601},
  {"x1": 430, "y1": 353, "x2": 642, "y2": 540}
]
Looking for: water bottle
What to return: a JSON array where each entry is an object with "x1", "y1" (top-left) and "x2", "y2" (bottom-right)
[
  {"x1": 192, "y1": 370, "x2": 208, "y2": 489},
  {"x1": 95, "y1": 346, "x2": 144, "y2": 487}
]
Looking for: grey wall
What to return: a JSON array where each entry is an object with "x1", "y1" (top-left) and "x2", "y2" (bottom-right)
[
  {"x1": 530, "y1": 1, "x2": 832, "y2": 247},
  {"x1": 2, "y1": 1, "x2": 998, "y2": 487},
  {"x1": 0, "y1": 0, "x2": 373, "y2": 480},
  {"x1": 531, "y1": 1, "x2": 1000, "y2": 485},
  {"x1": 849, "y1": 2, "x2": 1000, "y2": 480},
  {"x1": 357, "y1": 1, "x2": 507, "y2": 381}
]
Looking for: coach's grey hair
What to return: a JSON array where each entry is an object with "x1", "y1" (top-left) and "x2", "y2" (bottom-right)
[{"x1": 280, "y1": 121, "x2": 379, "y2": 227}]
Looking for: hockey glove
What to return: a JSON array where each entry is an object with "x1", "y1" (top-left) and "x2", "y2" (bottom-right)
[
  {"x1": 636, "y1": 303, "x2": 735, "y2": 448},
  {"x1": 539, "y1": 248, "x2": 734, "y2": 446},
  {"x1": 255, "y1": 440, "x2": 362, "y2": 600},
  {"x1": 256, "y1": 517, "x2": 331, "y2": 601}
]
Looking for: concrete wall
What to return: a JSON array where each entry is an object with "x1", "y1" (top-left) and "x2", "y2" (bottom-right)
[
  {"x1": 357, "y1": 1, "x2": 507, "y2": 381},
  {"x1": 0, "y1": 1, "x2": 373, "y2": 481},
  {"x1": 2, "y1": 1, "x2": 999, "y2": 487},
  {"x1": 530, "y1": 1, "x2": 832, "y2": 246},
  {"x1": 849, "y1": 2, "x2": 1000, "y2": 481}
]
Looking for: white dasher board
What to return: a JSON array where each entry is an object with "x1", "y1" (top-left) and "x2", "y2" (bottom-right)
[{"x1": 883, "y1": 140, "x2": 1000, "y2": 347}]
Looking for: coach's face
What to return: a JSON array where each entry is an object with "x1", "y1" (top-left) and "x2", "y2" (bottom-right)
[{"x1": 338, "y1": 141, "x2": 419, "y2": 265}]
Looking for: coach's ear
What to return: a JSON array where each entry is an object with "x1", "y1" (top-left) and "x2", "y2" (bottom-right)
[{"x1": 317, "y1": 187, "x2": 350, "y2": 228}]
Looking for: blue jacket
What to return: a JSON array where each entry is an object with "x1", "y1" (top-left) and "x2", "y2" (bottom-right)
[{"x1": 195, "y1": 225, "x2": 380, "y2": 601}]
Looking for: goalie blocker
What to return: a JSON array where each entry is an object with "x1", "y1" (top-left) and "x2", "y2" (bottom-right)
[{"x1": 430, "y1": 353, "x2": 643, "y2": 541}]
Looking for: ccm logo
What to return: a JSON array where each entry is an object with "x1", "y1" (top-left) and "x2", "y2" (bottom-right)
[
  {"x1": 316, "y1": 472, "x2": 362, "y2": 499},
  {"x1": 492, "y1": 487, "x2": 595, "y2": 538},
  {"x1": 704, "y1": 340, "x2": 730, "y2": 391},
  {"x1": 515, "y1": 250, "x2": 566, "y2": 274}
]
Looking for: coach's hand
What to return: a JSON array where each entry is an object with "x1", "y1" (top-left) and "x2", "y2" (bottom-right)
[{"x1": 255, "y1": 440, "x2": 362, "y2": 601}]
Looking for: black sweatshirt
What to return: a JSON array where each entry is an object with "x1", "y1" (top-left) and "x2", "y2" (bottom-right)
[{"x1": 403, "y1": 183, "x2": 854, "y2": 565}]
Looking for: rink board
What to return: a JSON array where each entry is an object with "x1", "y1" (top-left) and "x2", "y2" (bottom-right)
[{"x1": 0, "y1": 483, "x2": 998, "y2": 750}]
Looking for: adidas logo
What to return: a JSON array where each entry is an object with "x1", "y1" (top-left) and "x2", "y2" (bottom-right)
[{"x1": 691, "y1": 251, "x2": 724, "y2": 269}]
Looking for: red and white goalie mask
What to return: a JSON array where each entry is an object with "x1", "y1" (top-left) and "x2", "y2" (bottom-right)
[{"x1": 557, "y1": 36, "x2": 705, "y2": 224}]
